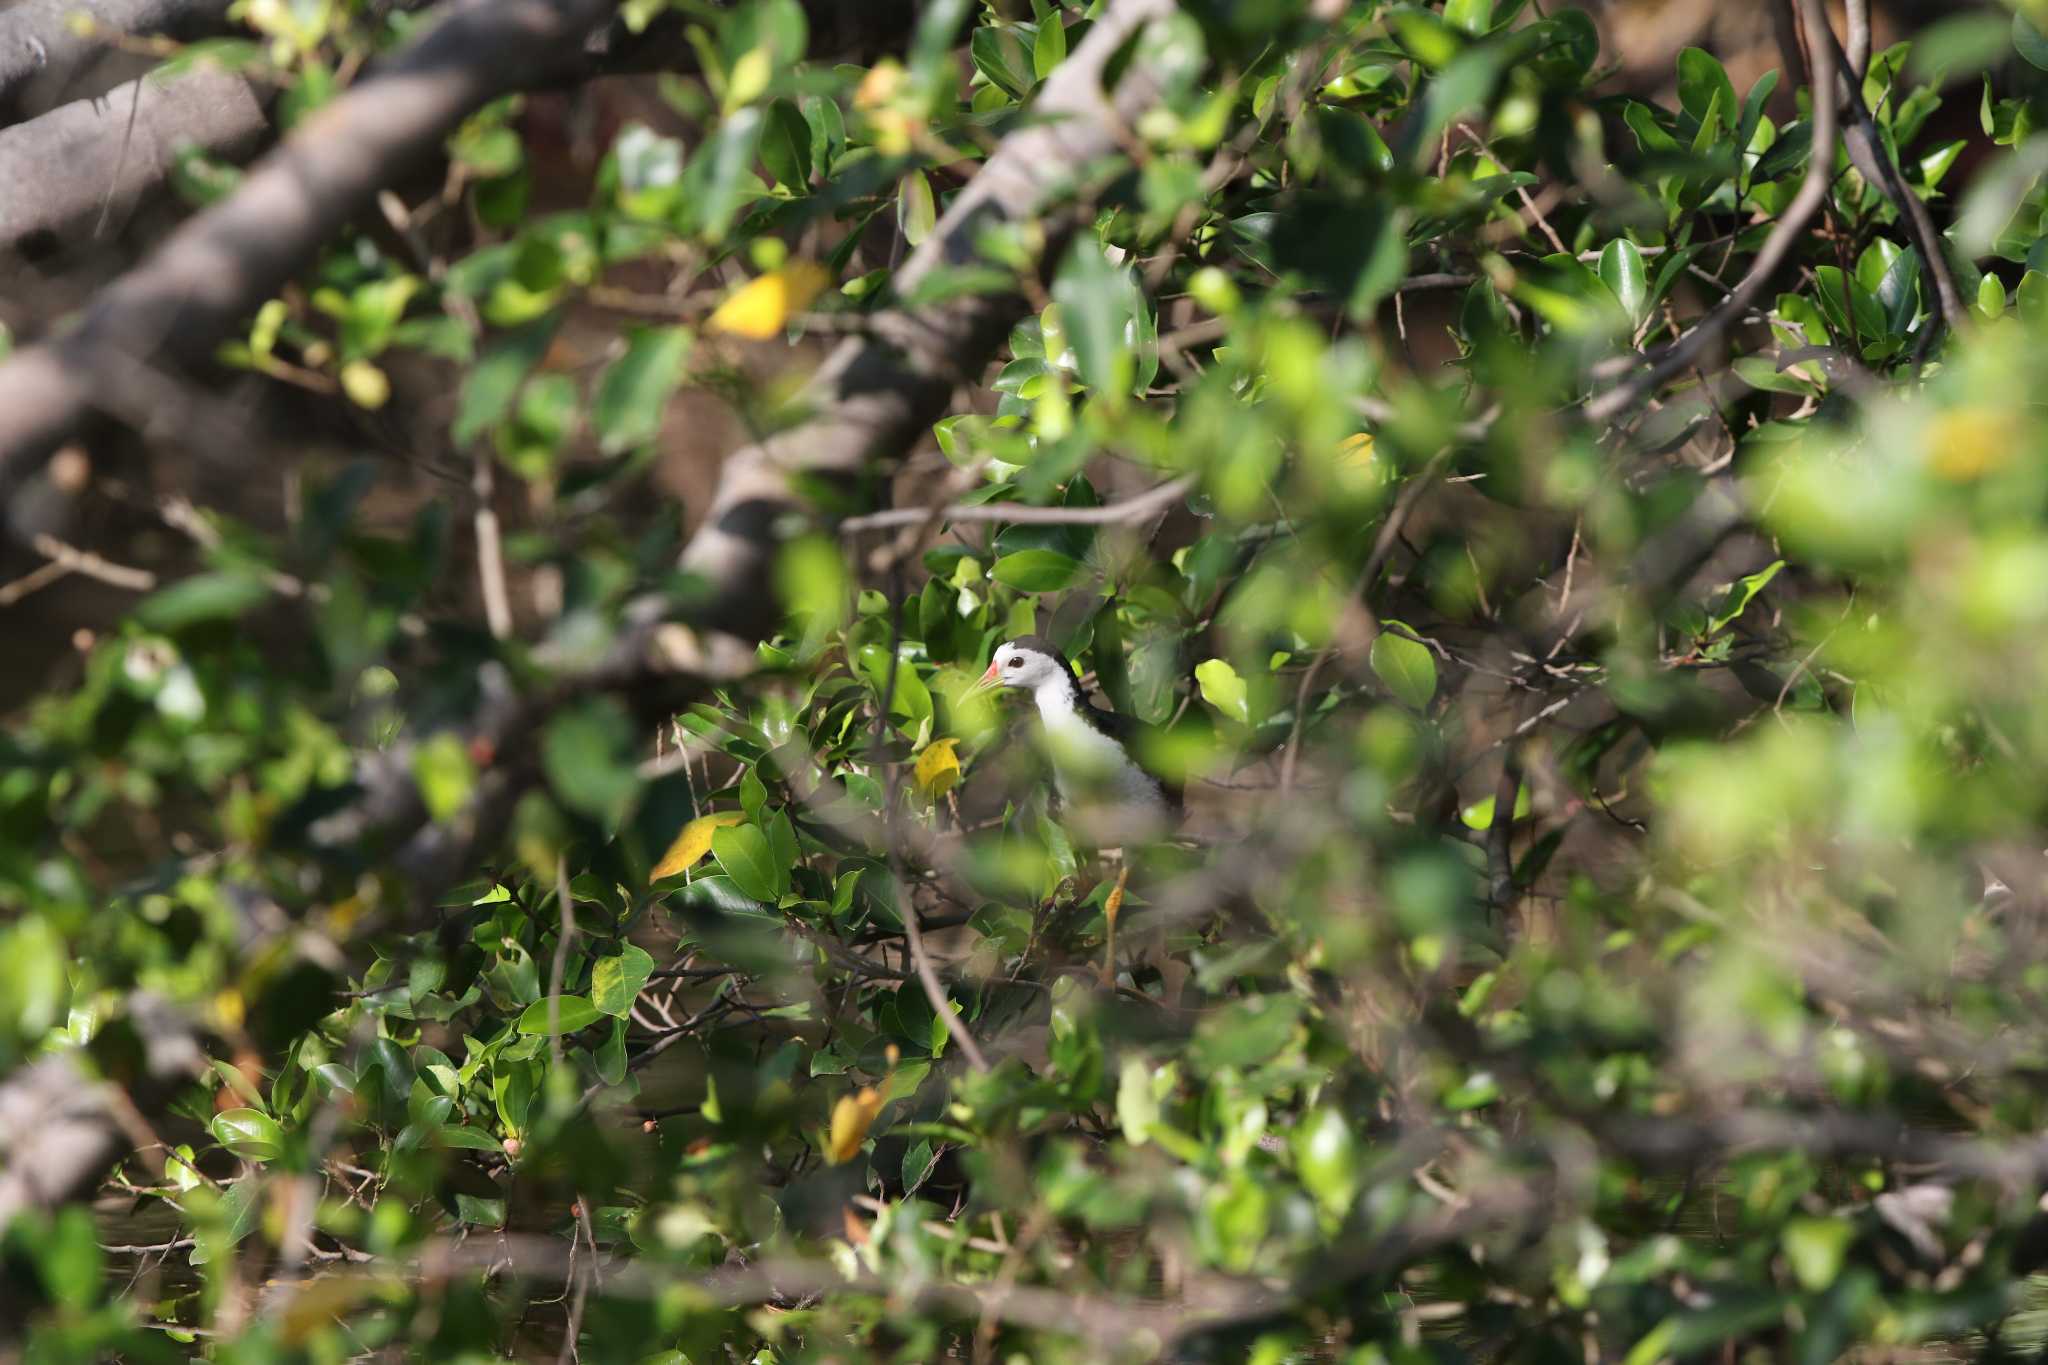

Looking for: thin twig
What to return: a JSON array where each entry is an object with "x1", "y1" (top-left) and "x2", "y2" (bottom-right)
[
  {"x1": 473, "y1": 449, "x2": 513, "y2": 641},
  {"x1": 875, "y1": 575, "x2": 990, "y2": 1072},
  {"x1": 0, "y1": 532, "x2": 157, "y2": 606},
  {"x1": 839, "y1": 475, "x2": 1194, "y2": 534}
]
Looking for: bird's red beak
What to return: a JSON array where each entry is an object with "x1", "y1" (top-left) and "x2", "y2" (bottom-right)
[{"x1": 973, "y1": 659, "x2": 1002, "y2": 690}]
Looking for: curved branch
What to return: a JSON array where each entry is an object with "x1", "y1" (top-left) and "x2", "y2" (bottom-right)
[
  {"x1": 678, "y1": 0, "x2": 1177, "y2": 636},
  {"x1": 0, "y1": 0, "x2": 618, "y2": 497}
]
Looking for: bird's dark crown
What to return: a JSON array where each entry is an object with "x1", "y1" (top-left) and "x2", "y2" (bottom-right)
[
  {"x1": 1004, "y1": 634, "x2": 1072, "y2": 669},
  {"x1": 1000, "y1": 635, "x2": 1087, "y2": 704}
]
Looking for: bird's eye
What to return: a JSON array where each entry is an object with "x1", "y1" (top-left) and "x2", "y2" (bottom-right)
[{"x1": 1005, "y1": 658, "x2": 1021, "y2": 669}]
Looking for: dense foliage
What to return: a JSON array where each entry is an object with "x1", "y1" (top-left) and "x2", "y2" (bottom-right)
[{"x1": 16, "y1": 0, "x2": 2048, "y2": 1360}]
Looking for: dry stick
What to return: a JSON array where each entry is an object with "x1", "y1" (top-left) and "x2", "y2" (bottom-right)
[
  {"x1": 0, "y1": 531, "x2": 157, "y2": 605},
  {"x1": 1844, "y1": 0, "x2": 1871, "y2": 80},
  {"x1": 472, "y1": 448, "x2": 513, "y2": 640},
  {"x1": 1583, "y1": 0, "x2": 1839, "y2": 427},
  {"x1": 838, "y1": 474, "x2": 1193, "y2": 533},
  {"x1": 1278, "y1": 446, "x2": 1456, "y2": 792},
  {"x1": 1821, "y1": 14, "x2": 1965, "y2": 333},
  {"x1": 873, "y1": 578, "x2": 990, "y2": 1072}
]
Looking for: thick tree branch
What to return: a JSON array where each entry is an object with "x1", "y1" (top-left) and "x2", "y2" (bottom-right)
[
  {"x1": 0, "y1": 63, "x2": 267, "y2": 266},
  {"x1": 0, "y1": 0, "x2": 619, "y2": 497},
  {"x1": 678, "y1": 0, "x2": 1178, "y2": 635},
  {"x1": 0, "y1": 0, "x2": 230, "y2": 123}
]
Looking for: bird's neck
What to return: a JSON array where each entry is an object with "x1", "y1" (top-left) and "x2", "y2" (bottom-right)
[{"x1": 1029, "y1": 672, "x2": 1085, "y2": 722}]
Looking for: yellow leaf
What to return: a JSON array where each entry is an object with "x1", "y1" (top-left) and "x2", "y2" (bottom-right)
[
  {"x1": 726, "y1": 45, "x2": 771, "y2": 109},
  {"x1": 853, "y1": 60, "x2": 904, "y2": 109},
  {"x1": 708, "y1": 261, "x2": 833, "y2": 340},
  {"x1": 1926, "y1": 406, "x2": 2018, "y2": 482},
  {"x1": 914, "y1": 737, "x2": 961, "y2": 798},
  {"x1": 339, "y1": 359, "x2": 390, "y2": 410},
  {"x1": 822, "y1": 1086, "x2": 884, "y2": 1165},
  {"x1": 651, "y1": 811, "x2": 746, "y2": 880},
  {"x1": 1338, "y1": 431, "x2": 1375, "y2": 467}
]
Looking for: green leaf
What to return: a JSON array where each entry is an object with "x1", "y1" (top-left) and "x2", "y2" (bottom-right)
[
  {"x1": 594, "y1": 326, "x2": 692, "y2": 455},
  {"x1": 1293, "y1": 1107, "x2": 1359, "y2": 1214},
  {"x1": 453, "y1": 316, "x2": 559, "y2": 446},
  {"x1": 713, "y1": 823, "x2": 787, "y2": 902},
  {"x1": 694, "y1": 105, "x2": 761, "y2": 241},
  {"x1": 1706, "y1": 559, "x2": 1785, "y2": 635},
  {"x1": 897, "y1": 168, "x2": 936, "y2": 248},
  {"x1": 1978, "y1": 271, "x2": 2007, "y2": 318},
  {"x1": 591, "y1": 943, "x2": 657, "y2": 1017},
  {"x1": 1051, "y1": 237, "x2": 1137, "y2": 401},
  {"x1": 542, "y1": 697, "x2": 641, "y2": 826},
  {"x1": 135, "y1": 572, "x2": 270, "y2": 632},
  {"x1": 1194, "y1": 657, "x2": 1250, "y2": 724},
  {"x1": 437, "y1": 1125, "x2": 505, "y2": 1152},
  {"x1": 991, "y1": 549, "x2": 1083, "y2": 592},
  {"x1": 38, "y1": 1208, "x2": 103, "y2": 1309},
  {"x1": 210, "y1": 1107, "x2": 286, "y2": 1161},
  {"x1": 1371, "y1": 625, "x2": 1438, "y2": 710},
  {"x1": 1442, "y1": 0, "x2": 1491, "y2": 35},
  {"x1": 761, "y1": 97, "x2": 813, "y2": 189},
  {"x1": 971, "y1": 24, "x2": 1034, "y2": 99},
  {"x1": 1676, "y1": 47, "x2": 1737, "y2": 132},
  {"x1": 2016, "y1": 13, "x2": 2048, "y2": 72},
  {"x1": 1599, "y1": 239, "x2": 1649, "y2": 326},
  {"x1": 515, "y1": 995, "x2": 604, "y2": 1034},
  {"x1": 1116, "y1": 1056, "x2": 1159, "y2": 1144},
  {"x1": 412, "y1": 732, "x2": 477, "y2": 823},
  {"x1": 1782, "y1": 1216, "x2": 1854, "y2": 1292},
  {"x1": 1032, "y1": 13, "x2": 1066, "y2": 78}
]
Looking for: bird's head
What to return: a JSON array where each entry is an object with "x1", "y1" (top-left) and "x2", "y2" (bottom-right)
[{"x1": 974, "y1": 636, "x2": 1073, "y2": 694}]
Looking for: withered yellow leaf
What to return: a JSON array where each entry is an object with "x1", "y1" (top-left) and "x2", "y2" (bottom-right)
[
  {"x1": 913, "y1": 737, "x2": 961, "y2": 798},
  {"x1": 1926, "y1": 406, "x2": 2018, "y2": 482},
  {"x1": 707, "y1": 261, "x2": 833, "y2": 340},
  {"x1": 822, "y1": 1086, "x2": 884, "y2": 1165},
  {"x1": 651, "y1": 811, "x2": 746, "y2": 880},
  {"x1": 1338, "y1": 431, "x2": 1376, "y2": 465}
]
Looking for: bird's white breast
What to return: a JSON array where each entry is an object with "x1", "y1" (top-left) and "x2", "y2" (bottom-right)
[{"x1": 1030, "y1": 677, "x2": 1171, "y2": 837}]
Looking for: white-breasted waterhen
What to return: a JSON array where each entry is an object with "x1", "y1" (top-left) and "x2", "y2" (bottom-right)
[{"x1": 971, "y1": 634, "x2": 1182, "y2": 850}]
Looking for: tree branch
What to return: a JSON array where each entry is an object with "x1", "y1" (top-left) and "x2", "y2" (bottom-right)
[
  {"x1": 837, "y1": 474, "x2": 1194, "y2": 533},
  {"x1": 0, "y1": 0, "x2": 619, "y2": 496},
  {"x1": 0, "y1": 63, "x2": 267, "y2": 267},
  {"x1": 0, "y1": 0, "x2": 231, "y2": 123},
  {"x1": 677, "y1": 0, "x2": 1178, "y2": 636}
]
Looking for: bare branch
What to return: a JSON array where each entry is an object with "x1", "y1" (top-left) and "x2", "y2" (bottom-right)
[
  {"x1": 0, "y1": 0, "x2": 230, "y2": 123},
  {"x1": 838, "y1": 474, "x2": 1194, "y2": 533},
  {"x1": 0, "y1": 0, "x2": 619, "y2": 493},
  {"x1": 0, "y1": 63, "x2": 267, "y2": 267}
]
